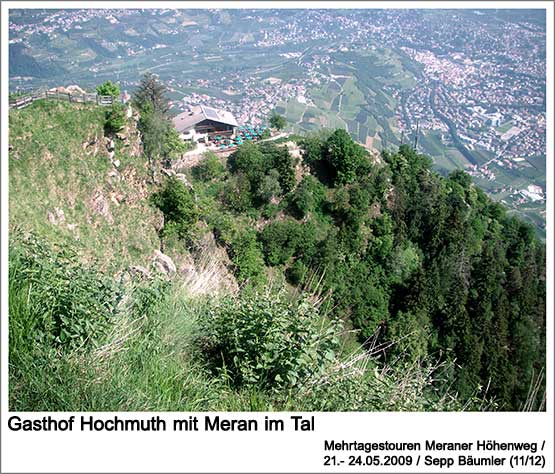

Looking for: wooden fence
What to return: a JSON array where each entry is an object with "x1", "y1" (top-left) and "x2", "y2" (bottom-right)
[{"x1": 9, "y1": 90, "x2": 120, "y2": 110}]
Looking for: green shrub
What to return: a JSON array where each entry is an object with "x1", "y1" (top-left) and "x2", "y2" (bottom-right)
[
  {"x1": 289, "y1": 175, "x2": 325, "y2": 218},
  {"x1": 261, "y1": 143, "x2": 296, "y2": 193},
  {"x1": 286, "y1": 260, "x2": 309, "y2": 285},
  {"x1": 260, "y1": 128, "x2": 271, "y2": 139},
  {"x1": 268, "y1": 112, "x2": 287, "y2": 131},
  {"x1": 210, "y1": 211, "x2": 238, "y2": 246},
  {"x1": 299, "y1": 133, "x2": 326, "y2": 166},
  {"x1": 261, "y1": 203, "x2": 280, "y2": 219},
  {"x1": 389, "y1": 242, "x2": 422, "y2": 284},
  {"x1": 209, "y1": 213, "x2": 265, "y2": 284},
  {"x1": 9, "y1": 233, "x2": 120, "y2": 352},
  {"x1": 104, "y1": 104, "x2": 126, "y2": 134},
  {"x1": 259, "y1": 219, "x2": 304, "y2": 266},
  {"x1": 194, "y1": 152, "x2": 225, "y2": 181},
  {"x1": 161, "y1": 127, "x2": 188, "y2": 168},
  {"x1": 324, "y1": 129, "x2": 371, "y2": 185},
  {"x1": 386, "y1": 309, "x2": 431, "y2": 361},
  {"x1": 151, "y1": 177, "x2": 198, "y2": 239},
  {"x1": 259, "y1": 218, "x2": 322, "y2": 268},
  {"x1": 256, "y1": 169, "x2": 282, "y2": 203},
  {"x1": 295, "y1": 355, "x2": 472, "y2": 411},
  {"x1": 197, "y1": 291, "x2": 342, "y2": 390},
  {"x1": 227, "y1": 229, "x2": 266, "y2": 285},
  {"x1": 222, "y1": 173, "x2": 253, "y2": 213},
  {"x1": 228, "y1": 143, "x2": 296, "y2": 201},
  {"x1": 96, "y1": 80, "x2": 120, "y2": 98},
  {"x1": 228, "y1": 142, "x2": 267, "y2": 184}
]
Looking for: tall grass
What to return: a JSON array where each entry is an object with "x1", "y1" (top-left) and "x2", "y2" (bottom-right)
[{"x1": 9, "y1": 232, "x2": 496, "y2": 412}]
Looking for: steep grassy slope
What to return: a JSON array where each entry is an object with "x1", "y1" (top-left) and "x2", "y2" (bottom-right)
[
  {"x1": 9, "y1": 100, "x2": 160, "y2": 273},
  {"x1": 9, "y1": 230, "x2": 471, "y2": 411}
]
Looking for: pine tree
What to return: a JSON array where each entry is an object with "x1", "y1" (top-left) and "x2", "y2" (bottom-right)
[{"x1": 133, "y1": 72, "x2": 169, "y2": 116}]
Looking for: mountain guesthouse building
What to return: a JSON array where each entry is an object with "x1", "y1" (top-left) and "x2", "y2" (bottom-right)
[{"x1": 172, "y1": 105, "x2": 238, "y2": 142}]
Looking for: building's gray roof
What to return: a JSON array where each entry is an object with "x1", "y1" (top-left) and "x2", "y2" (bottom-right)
[{"x1": 173, "y1": 105, "x2": 238, "y2": 133}]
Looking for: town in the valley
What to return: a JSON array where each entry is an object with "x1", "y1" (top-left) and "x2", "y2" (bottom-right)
[{"x1": 9, "y1": 8, "x2": 546, "y2": 235}]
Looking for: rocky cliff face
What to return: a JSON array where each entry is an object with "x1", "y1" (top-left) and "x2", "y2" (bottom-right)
[
  {"x1": 10, "y1": 98, "x2": 239, "y2": 295},
  {"x1": 9, "y1": 100, "x2": 160, "y2": 273}
]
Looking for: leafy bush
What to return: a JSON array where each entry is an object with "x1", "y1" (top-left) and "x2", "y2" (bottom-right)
[
  {"x1": 389, "y1": 242, "x2": 422, "y2": 284},
  {"x1": 227, "y1": 143, "x2": 296, "y2": 204},
  {"x1": 104, "y1": 104, "x2": 126, "y2": 134},
  {"x1": 295, "y1": 355, "x2": 474, "y2": 411},
  {"x1": 256, "y1": 169, "x2": 282, "y2": 203},
  {"x1": 260, "y1": 128, "x2": 271, "y2": 139},
  {"x1": 197, "y1": 291, "x2": 342, "y2": 390},
  {"x1": 161, "y1": 127, "x2": 187, "y2": 168},
  {"x1": 286, "y1": 260, "x2": 309, "y2": 285},
  {"x1": 9, "y1": 233, "x2": 120, "y2": 352},
  {"x1": 210, "y1": 211, "x2": 238, "y2": 246},
  {"x1": 227, "y1": 229, "x2": 266, "y2": 285},
  {"x1": 151, "y1": 177, "x2": 198, "y2": 239},
  {"x1": 338, "y1": 263, "x2": 390, "y2": 340},
  {"x1": 324, "y1": 129, "x2": 370, "y2": 185},
  {"x1": 96, "y1": 80, "x2": 120, "y2": 98},
  {"x1": 268, "y1": 112, "x2": 287, "y2": 131},
  {"x1": 259, "y1": 142, "x2": 297, "y2": 193},
  {"x1": 261, "y1": 202, "x2": 280, "y2": 220},
  {"x1": 194, "y1": 152, "x2": 225, "y2": 181},
  {"x1": 209, "y1": 214, "x2": 265, "y2": 285},
  {"x1": 386, "y1": 309, "x2": 431, "y2": 361},
  {"x1": 138, "y1": 105, "x2": 169, "y2": 176},
  {"x1": 299, "y1": 131, "x2": 330, "y2": 165},
  {"x1": 259, "y1": 219, "x2": 305, "y2": 266},
  {"x1": 228, "y1": 142, "x2": 267, "y2": 184},
  {"x1": 289, "y1": 175, "x2": 325, "y2": 218},
  {"x1": 222, "y1": 173, "x2": 253, "y2": 213}
]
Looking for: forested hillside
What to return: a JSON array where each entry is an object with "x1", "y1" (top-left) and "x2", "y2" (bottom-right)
[
  {"x1": 189, "y1": 130, "x2": 546, "y2": 410},
  {"x1": 8, "y1": 80, "x2": 546, "y2": 411}
]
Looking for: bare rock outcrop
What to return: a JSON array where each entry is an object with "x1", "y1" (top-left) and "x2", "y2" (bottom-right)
[
  {"x1": 175, "y1": 173, "x2": 193, "y2": 189},
  {"x1": 152, "y1": 250, "x2": 177, "y2": 276},
  {"x1": 153, "y1": 210, "x2": 165, "y2": 233},
  {"x1": 90, "y1": 191, "x2": 114, "y2": 224},
  {"x1": 128, "y1": 265, "x2": 151, "y2": 279},
  {"x1": 47, "y1": 207, "x2": 65, "y2": 225},
  {"x1": 107, "y1": 169, "x2": 121, "y2": 184},
  {"x1": 161, "y1": 168, "x2": 176, "y2": 177},
  {"x1": 66, "y1": 85, "x2": 87, "y2": 95},
  {"x1": 83, "y1": 135, "x2": 100, "y2": 156}
]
